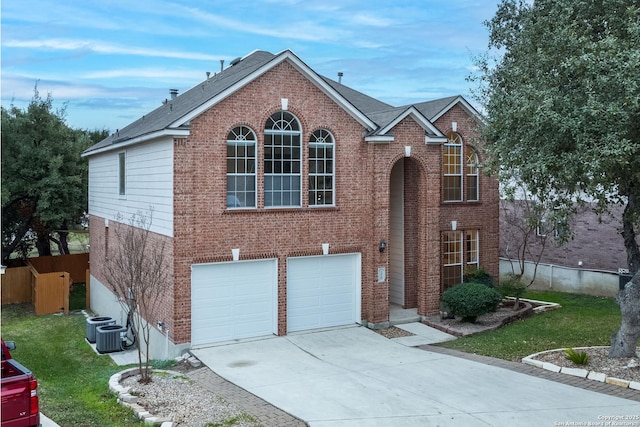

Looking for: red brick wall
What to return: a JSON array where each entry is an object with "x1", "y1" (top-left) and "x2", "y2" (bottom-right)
[
  {"x1": 89, "y1": 62, "x2": 499, "y2": 345},
  {"x1": 435, "y1": 105, "x2": 501, "y2": 283}
]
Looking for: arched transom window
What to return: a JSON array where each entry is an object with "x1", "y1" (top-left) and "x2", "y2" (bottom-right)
[
  {"x1": 226, "y1": 125, "x2": 257, "y2": 208},
  {"x1": 444, "y1": 131, "x2": 480, "y2": 202},
  {"x1": 264, "y1": 111, "x2": 301, "y2": 207},
  {"x1": 308, "y1": 129, "x2": 334, "y2": 206}
]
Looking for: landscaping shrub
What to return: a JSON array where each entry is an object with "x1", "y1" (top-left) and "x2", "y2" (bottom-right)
[
  {"x1": 441, "y1": 282, "x2": 502, "y2": 323},
  {"x1": 498, "y1": 273, "x2": 527, "y2": 309},
  {"x1": 463, "y1": 267, "x2": 495, "y2": 288}
]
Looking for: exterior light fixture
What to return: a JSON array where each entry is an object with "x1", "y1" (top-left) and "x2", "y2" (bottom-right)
[
  {"x1": 451, "y1": 221, "x2": 457, "y2": 231},
  {"x1": 379, "y1": 240, "x2": 387, "y2": 253}
]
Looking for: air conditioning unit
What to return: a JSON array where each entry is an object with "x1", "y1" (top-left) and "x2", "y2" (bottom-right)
[
  {"x1": 86, "y1": 317, "x2": 116, "y2": 343},
  {"x1": 95, "y1": 325, "x2": 127, "y2": 354}
]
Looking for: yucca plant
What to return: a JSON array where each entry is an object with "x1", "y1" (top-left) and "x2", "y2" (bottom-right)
[{"x1": 563, "y1": 347, "x2": 589, "y2": 365}]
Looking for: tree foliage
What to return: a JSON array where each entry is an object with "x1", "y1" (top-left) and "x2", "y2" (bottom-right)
[
  {"x1": 1, "y1": 87, "x2": 107, "y2": 262},
  {"x1": 474, "y1": 0, "x2": 640, "y2": 357}
]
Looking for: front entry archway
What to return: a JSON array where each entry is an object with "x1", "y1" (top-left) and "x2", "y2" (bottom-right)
[{"x1": 388, "y1": 158, "x2": 421, "y2": 309}]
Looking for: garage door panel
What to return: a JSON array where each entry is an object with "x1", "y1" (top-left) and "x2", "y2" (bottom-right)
[
  {"x1": 287, "y1": 254, "x2": 360, "y2": 333},
  {"x1": 192, "y1": 259, "x2": 277, "y2": 346}
]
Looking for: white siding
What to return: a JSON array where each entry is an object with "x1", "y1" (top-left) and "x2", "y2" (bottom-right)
[{"x1": 88, "y1": 138, "x2": 174, "y2": 236}]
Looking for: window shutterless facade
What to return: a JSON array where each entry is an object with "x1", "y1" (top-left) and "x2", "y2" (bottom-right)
[
  {"x1": 226, "y1": 126, "x2": 257, "y2": 208},
  {"x1": 118, "y1": 151, "x2": 126, "y2": 196},
  {"x1": 466, "y1": 148, "x2": 479, "y2": 202},
  {"x1": 308, "y1": 129, "x2": 334, "y2": 206},
  {"x1": 442, "y1": 229, "x2": 480, "y2": 290},
  {"x1": 264, "y1": 111, "x2": 301, "y2": 207},
  {"x1": 443, "y1": 132, "x2": 462, "y2": 201}
]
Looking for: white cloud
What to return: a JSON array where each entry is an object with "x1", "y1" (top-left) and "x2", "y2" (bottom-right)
[{"x1": 3, "y1": 39, "x2": 220, "y2": 61}]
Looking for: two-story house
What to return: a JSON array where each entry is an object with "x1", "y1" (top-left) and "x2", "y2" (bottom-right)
[{"x1": 82, "y1": 49, "x2": 499, "y2": 358}]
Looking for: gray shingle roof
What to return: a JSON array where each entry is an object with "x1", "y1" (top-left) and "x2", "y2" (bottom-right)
[{"x1": 83, "y1": 50, "x2": 472, "y2": 156}]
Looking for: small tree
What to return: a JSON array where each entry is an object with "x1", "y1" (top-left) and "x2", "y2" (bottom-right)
[{"x1": 104, "y1": 209, "x2": 167, "y2": 383}]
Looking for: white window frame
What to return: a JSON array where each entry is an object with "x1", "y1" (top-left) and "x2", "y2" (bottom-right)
[
  {"x1": 264, "y1": 111, "x2": 302, "y2": 208},
  {"x1": 466, "y1": 148, "x2": 479, "y2": 202},
  {"x1": 226, "y1": 126, "x2": 257, "y2": 209},
  {"x1": 444, "y1": 132, "x2": 463, "y2": 202},
  {"x1": 308, "y1": 129, "x2": 335, "y2": 207},
  {"x1": 465, "y1": 229, "x2": 479, "y2": 270},
  {"x1": 118, "y1": 151, "x2": 126, "y2": 197}
]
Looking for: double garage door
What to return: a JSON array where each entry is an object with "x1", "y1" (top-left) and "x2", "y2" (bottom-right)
[{"x1": 191, "y1": 254, "x2": 360, "y2": 347}]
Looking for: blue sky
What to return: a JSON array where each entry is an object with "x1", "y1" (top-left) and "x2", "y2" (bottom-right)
[{"x1": 1, "y1": 0, "x2": 499, "y2": 131}]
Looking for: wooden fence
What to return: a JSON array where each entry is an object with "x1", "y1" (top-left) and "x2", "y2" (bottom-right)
[{"x1": 1, "y1": 254, "x2": 89, "y2": 315}]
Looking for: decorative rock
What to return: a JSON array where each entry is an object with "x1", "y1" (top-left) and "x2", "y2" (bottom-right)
[
  {"x1": 542, "y1": 362, "x2": 561, "y2": 373},
  {"x1": 605, "y1": 377, "x2": 630, "y2": 388},
  {"x1": 587, "y1": 371, "x2": 606, "y2": 382},
  {"x1": 188, "y1": 356, "x2": 202, "y2": 368},
  {"x1": 560, "y1": 367, "x2": 588, "y2": 378}
]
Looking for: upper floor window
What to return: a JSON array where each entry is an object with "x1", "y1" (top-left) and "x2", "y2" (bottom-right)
[
  {"x1": 264, "y1": 111, "x2": 301, "y2": 207},
  {"x1": 227, "y1": 126, "x2": 257, "y2": 208},
  {"x1": 308, "y1": 129, "x2": 334, "y2": 206},
  {"x1": 443, "y1": 132, "x2": 462, "y2": 201},
  {"x1": 466, "y1": 148, "x2": 479, "y2": 201},
  {"x1": 118, "y1": 151, "x2": 126, "y2": 196},
  {"x1": 444, "y1": 132, "x2": 480, "y2": 203}
]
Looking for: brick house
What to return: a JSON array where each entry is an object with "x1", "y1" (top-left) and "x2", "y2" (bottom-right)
[{"x1": 83, "y1": 50, "x2": 499, "y2": 357}]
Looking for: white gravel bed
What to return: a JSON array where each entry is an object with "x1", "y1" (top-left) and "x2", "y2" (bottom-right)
[
  {"x1": 121, "y1": 371, "x2": 259, "y2": 427},
  {"x1": 531, "y1": 347, "x2": 640, "y2": 383}
]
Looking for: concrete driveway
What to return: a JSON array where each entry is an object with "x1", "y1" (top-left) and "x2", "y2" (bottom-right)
[{"x1": 193, "y1": 325, "x2": 640, "y2": 426}]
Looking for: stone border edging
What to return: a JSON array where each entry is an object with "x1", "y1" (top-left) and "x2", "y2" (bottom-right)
[
  {"x1": 522, "y1": 346, "x2": 640, "y2": 391},
  {"x1": 109, "y1": 368, "x2": 179, "y2": 427}
]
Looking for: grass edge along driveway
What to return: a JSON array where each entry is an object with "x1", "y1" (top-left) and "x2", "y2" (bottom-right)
[{"x1": 436, "y1": 290, "x2": 621, "y2": 361}]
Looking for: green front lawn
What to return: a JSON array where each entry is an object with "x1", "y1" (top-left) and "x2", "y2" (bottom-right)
[
  {"x1": 436, "y1": 290, "x2": 621, "y2": 361},
  {"x1": 1, "y1": 303, "x2": 142, "y2": 426}
]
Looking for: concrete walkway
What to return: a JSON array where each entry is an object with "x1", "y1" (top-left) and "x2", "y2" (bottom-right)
[{"x1": 193, "y1": 324, "x2": 640, "y2": 427}]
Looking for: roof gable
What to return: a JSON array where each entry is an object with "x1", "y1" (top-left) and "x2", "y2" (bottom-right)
[{"x1": 82, "y1": 49, "x2": 481, "y2": 156}]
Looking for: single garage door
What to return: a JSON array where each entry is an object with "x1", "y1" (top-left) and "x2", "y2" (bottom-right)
[
  {"x1": 191, "y1": 259, "x2": 277, "y2": 346},
  {"x1": 287, "y1": 253, "x2": 361, "y2": 333}
]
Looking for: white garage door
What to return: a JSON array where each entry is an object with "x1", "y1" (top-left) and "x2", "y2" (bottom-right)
[
  {"x1": 191, "y1": 259, "x2": 277, "y2": 346},
  {"x1": 287, "y1": 254, "x2": 361, "y2": 333}
]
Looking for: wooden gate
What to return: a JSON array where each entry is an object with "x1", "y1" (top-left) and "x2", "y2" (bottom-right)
[{"x1": 32, "y1": 271, "x2": 71, "y2": 316}]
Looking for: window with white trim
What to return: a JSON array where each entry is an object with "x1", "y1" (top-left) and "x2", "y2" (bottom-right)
[
  {"x1": 308, "y1": 129, "x2": 334, "y2": 206},
  {"x1": 118, "y1": 151, "x2": 126, "y2": 196},
  {"x1": 443, "y1": 229, "x2": 480, "y2": 290},
  {"x1": 466, "y1": 148, "x2": 479, "y2": 201},
  {"x1": 264, "y1": 111, "x2": 301, "y2": 207},
  {"x1": 443, "y1": 132, "x2": 462, "y2": 201},
  {"x1": 465, "y1": 229, "x2": 479, "y2": 270},
  {"x1": 443, "y1": 231, "x2": 462, "y2": 290},
  {"x1": 226, "y1": 126, "x2": 257, "y2": 208}
]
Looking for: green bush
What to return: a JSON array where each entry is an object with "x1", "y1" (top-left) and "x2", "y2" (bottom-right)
[
  {"x1": 463, "y1": 267, "x2": 495, "y2": 288},
  {"x1": 441, "y1": 282, "x2": 502, "y2": 323},
  {"x1": 498, "y1": 274, "x2": 527, "y2": 299},
  {"x1": 563, "y1": 347, "x2": 589, "y2": 365}
]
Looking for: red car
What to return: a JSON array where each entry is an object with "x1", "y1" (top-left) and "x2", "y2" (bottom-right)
[{"x1": 1, "y1": 339, "x2": 40, "y2": 427}]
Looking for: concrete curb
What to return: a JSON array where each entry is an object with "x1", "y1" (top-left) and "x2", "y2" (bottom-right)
[
  {"x1": 109, "y1": 368, "x2": 182, "y2": 427},
  {"x1": 522, "y1": 346, "x2": 640, "y2": 391}
]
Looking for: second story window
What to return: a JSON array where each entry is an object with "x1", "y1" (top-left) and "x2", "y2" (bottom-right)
[
  {"x1": 466, "y1": 148, "x2": 479, "y2": 201},
  {"x1": 118, "y1": 151, "x2": 126, "y2": 196},
  {"x1": 443, "y1": 132, "x2": 462, "y2": 201},
  {"x1": 226, "y1": 126, "x2": 257, "y2": 208},
  {"x1": 308, "y1": 129, "x2": 334, "y2": 206},
  {"x1": 264, "y1": 111, "x2": 301, "y2": 207}
]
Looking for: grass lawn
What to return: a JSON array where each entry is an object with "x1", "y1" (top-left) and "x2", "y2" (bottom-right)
[
  {"x1": 1, "y1": 300, "x2": 142, "y2": 426},
  {"x1": 436, "y1": 290, "x2": 621, "y2": 361}
]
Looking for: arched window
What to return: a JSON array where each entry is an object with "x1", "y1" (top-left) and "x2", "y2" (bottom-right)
[
  {"x1": 466, "y1": 147, "x2": 479, "y2": 201},
  {"x1": 226, "y1": 125, "x2": 256, "y2": 208},
  {"x1": 443, "y1": 131, "x2": 463, "y2": 201},
  {"x1": 264, "y1": 111, "x2": 301, "y2": 207},
  {"x1": 308, "y1": 129, "x2": 334, "y2": 206}
]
